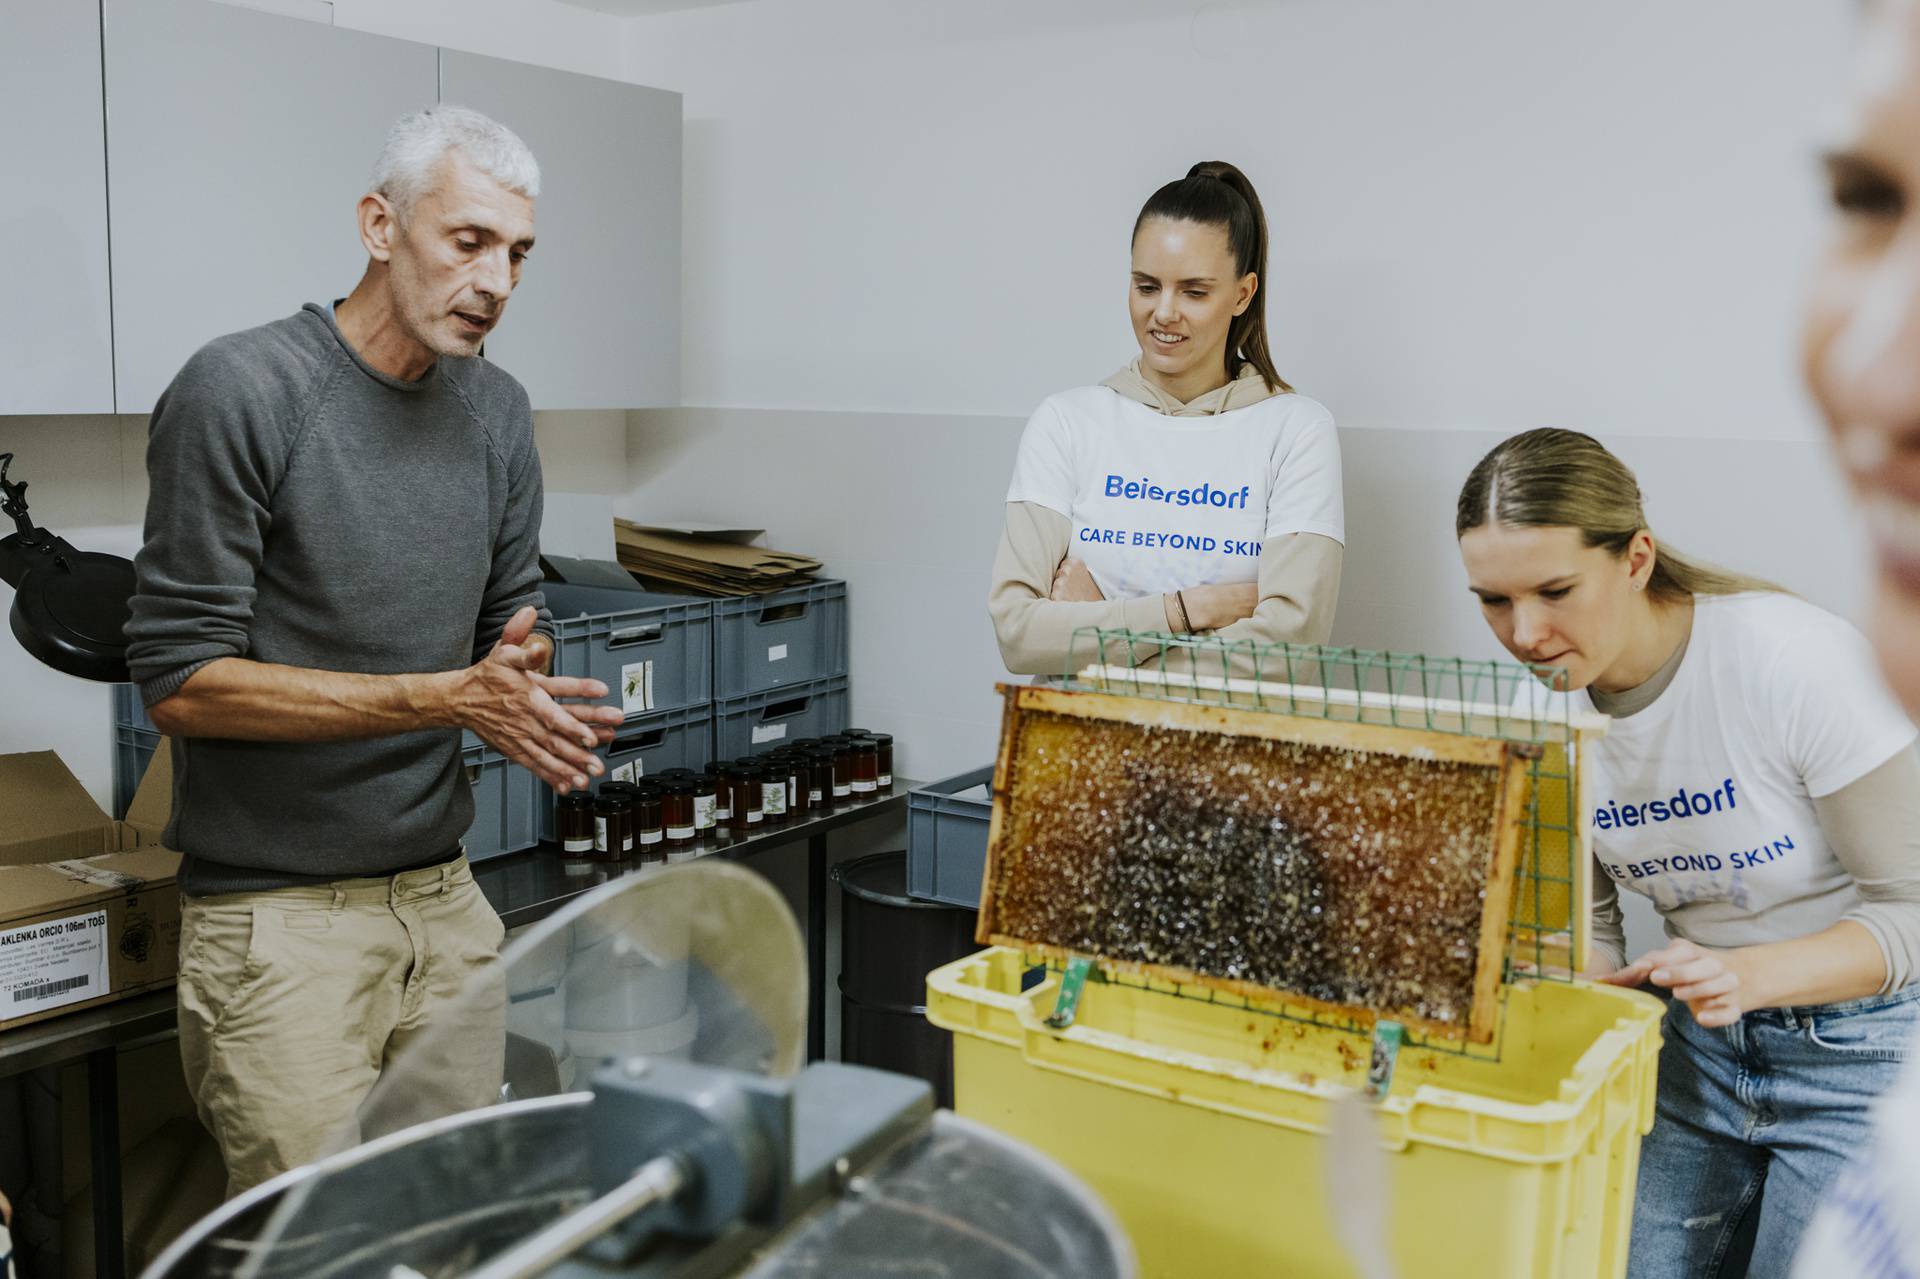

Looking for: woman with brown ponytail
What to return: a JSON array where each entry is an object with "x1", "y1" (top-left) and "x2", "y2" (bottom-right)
[
  {"x1": 1456, "y1": 428, "x2": 1920, "y2": 1278},
  {"x1": 988, "y1": 162, "x2": 1344, "y2": 677}
]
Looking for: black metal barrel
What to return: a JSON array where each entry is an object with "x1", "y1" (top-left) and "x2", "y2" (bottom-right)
[{"x1": 832, "y1": 851, "x2": 979, "y2": 1107}]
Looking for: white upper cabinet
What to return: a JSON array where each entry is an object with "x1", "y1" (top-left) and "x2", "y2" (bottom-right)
[
  {"x1": 440, "y1": 51, "x2": 682, "y2": 410},
  {"x1": 103, "y1": 0, "x2": 437, "y2": 415},
  {"x1": 3, "y1": 0, "x2": 116, "y2": 414}
]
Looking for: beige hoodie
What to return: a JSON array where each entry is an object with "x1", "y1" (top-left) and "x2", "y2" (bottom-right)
[
  {"x1": 988, "y1": 362, "x2": 1343, "y2": 678},
  {"x1": 1101, "y1": 357, "x2": 1279, "y2": 417}
]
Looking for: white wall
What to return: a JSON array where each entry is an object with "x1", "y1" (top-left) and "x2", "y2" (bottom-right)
[
  {"x1": 327, "y1": 0, "x2": 632, "y2": 81},
  {"x1": 623, "y1": 0, "x2": 1852, "y2": 435}
]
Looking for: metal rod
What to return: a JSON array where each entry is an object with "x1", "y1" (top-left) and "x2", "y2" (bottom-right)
[{"x1": 465, "y1": 1154, "x2": 686, "y2": 1279}]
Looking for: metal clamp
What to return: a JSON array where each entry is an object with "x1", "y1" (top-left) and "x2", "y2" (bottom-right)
[
  {"x1": 1045, "y1": 956, "x2": 1092, "y2": 1030},
  {"x1": 1365, "y1": 1020, "x2": 1404, "y2": 1102},
  {"x1": 0, "y1": 453, "x2": 40, "y2": 545}
]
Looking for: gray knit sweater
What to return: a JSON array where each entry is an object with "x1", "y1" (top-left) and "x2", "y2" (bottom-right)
[{"x1": 125, "y1": 303, "x2": 550, "y2": 895}]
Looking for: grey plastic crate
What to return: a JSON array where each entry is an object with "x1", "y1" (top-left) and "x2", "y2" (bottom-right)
[
  {"x1": 535, "y1": 702, "x2": 713, "y2": 843},
  {"x1": 113, "y1": 682, "x2": 157, "y2": 733},
  {"x1": 906, "y1": 766, "x2": 996, "y2": 908},
  {"x1": 112, "y1": 724, "x2": 163, "y2": 821},
  {"x1": 712, "y1": 675, "x2": 849, "y2": 760},
  {"x1": 711, "y1": 580, "x2": 847, "y2": 699},
  {"x1": 463, "y1": 743, "x2": 540, "y2": 864},
  {"x1": 545, "y1": 583, "x2": 713, "y2": 722}
]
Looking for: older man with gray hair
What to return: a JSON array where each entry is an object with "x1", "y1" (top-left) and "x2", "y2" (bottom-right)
[{"x1": 125, "y1": 105, "x2": 623, "y2": 1196}]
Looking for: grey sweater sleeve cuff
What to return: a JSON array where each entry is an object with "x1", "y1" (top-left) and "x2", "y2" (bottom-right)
[
  {"x1": 1813, "y1": 745, "x2": 1920, "y2": 993},
  {"x1": 140, "y1": 658, "x2": 216, "y2": 708}
]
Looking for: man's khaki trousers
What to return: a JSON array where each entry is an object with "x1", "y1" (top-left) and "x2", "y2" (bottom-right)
[{"x1": 176, "y1": 856, "x2": 506, "y2": 1197}]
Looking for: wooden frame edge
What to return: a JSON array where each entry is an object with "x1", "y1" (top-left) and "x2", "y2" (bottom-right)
[
  {"x1": 993, "y1": 939, "x2": 1489, "y2": 1046},
  {"x1": 1465, "y1": 747, "x2": 1532, "y2": 1042},
  {"x1": 1009, "y1": 684, "x2": 1507, "y2": 768}
]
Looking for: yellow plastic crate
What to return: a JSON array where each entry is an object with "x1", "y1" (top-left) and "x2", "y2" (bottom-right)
[{"x1": 927, "y1": 948, "x2": 1663, "y2": 1279}]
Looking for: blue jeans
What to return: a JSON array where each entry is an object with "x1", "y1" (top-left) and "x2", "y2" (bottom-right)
[{"x1": 1629, "y1": 985, "x2": 1920, "y2": 1279}]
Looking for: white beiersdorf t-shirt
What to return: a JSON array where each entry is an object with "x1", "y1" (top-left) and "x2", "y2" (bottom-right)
[
  {"x1": 1564, "y1": 594, "x2": 1917, "y2": 950},
  {"x1": 1005, "y1": 385, "x2": 1344, "y2": 600}
]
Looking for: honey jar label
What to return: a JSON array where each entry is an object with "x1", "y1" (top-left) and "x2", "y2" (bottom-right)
[
  {"x1": 851, "y1": 779, "x2": 876, "y2": 795},
  {"x1": 694, "y1": 795, "x2": 716, "y2": 828},
  {"x1": 611, "y1": 760, "x2": 640, "y2": 784},
  {"x1": 563, "y1": 837, "x2": 593, "y2": 853},
  {"x1": 594, "y1": 817, "x2": 609, "y2": 853},
  {"x1": 668, "y1": 825, "x2": 695, "y2": 840},
  {"x1": 621, "y1": 660, "x2": 656, "y2": 715},
  {"x1": 763, "y1": 783, "x2": 788, "y2": 816},
  {"x1": 639, "y1": 829, "x2": 663, "y2": 846}
]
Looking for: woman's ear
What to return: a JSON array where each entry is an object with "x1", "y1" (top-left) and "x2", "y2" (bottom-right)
[
  {"x1": 1626, "y1": 530, "x2": 1658, "y2": 591},
  {"x1": 1233, "y1": 272, "x2": 1258, "y2": 317}
]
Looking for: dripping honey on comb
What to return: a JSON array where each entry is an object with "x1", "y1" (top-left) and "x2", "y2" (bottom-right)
[{"x1": 977, "y1": 684, "x2": 1531, "y2": 1044}]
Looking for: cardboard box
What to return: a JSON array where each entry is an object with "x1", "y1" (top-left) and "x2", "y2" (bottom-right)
[{"x1": 0, "y1": 745, "x2": 179, "y2": 1032}]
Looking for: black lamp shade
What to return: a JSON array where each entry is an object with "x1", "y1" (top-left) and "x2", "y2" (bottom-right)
[{"x1": 8, "y1": 548, "x2": 136, "y2": 683}]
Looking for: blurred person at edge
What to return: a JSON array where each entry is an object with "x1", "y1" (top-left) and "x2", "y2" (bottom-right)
[{"x1": 1794, "y1": 0, "x2": 1920, "y2": 1273}]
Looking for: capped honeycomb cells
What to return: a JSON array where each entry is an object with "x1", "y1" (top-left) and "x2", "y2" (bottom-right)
[{"x1": 987, "y1": 709, "x2": 1514, "y2": 1033}]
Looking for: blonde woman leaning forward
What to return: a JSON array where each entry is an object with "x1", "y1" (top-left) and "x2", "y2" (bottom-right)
[
  {"x1": 1455, "y1": 428, "x2": 1920, "y2": 1279},
  {"x1": 989, "y1": 161, "x2": 1343, "y2": 681}
]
